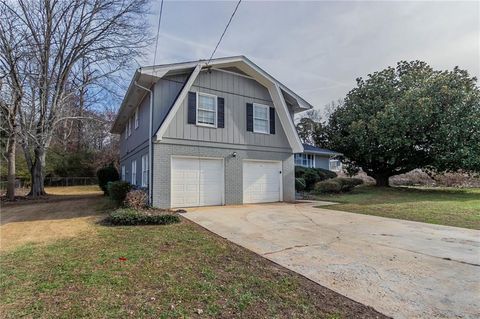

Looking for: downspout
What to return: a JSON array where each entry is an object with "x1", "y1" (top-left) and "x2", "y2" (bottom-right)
[{"x1": 134, "y1": 81, "x2": 153, "y2": 206}]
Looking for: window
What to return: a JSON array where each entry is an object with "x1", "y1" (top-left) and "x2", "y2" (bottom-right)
[
  {"x1": 121, "y1": 165, "x2": 125, "y2": 180},
  {"x1": 329, "y1": 159, "x2": 342, "y2": 172},
  {"x1": 131, "y1": 160, "x2": 137, "y2": 185},
  {"x1": 141, "y1": 154, "x2": 149, "y2": 187},
  {"x1": 124, "y1": 125, "x2": 128, "y2": 140},
  {"x1": 128, "y1": 118, "x2": 132, "y2": 136},
  {"x1": 253, "y1": 103, "x2": 269, "y2": 133},
  {"x1": 294, "y1": 154, "x2": 315, "y2": 168},
  {"x1": 196, "y1": 92, "x2": 217, "y2": 127},
  {"x1": 134, "y1": 109, "x2": 139, "y2": 129}
]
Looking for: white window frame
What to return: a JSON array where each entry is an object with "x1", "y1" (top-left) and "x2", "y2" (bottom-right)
[
  {"x1": 253, "y1": 103, "x2": 270, "y2": 134},
  {"x1": 294, "y1": 154, "x2": 315, "y2": 168},
  {"x1": 329, "y1": 159, "x2": 342, "y2": 172},
  {"x1": 141, "y1": 154, "x2": 149, "y2": 187},
  {"x1": 134, "y1": 109, "x2": 139, "y2": 129},
  {"x1": 196, "y1": 92, "x2": 217, "y2": 128},
  {"x1": 131, "y1": 160, "x2": 137, "y2": 185},
  {"x1": 121, "y1": 165, "x2": 125, "y2": 180},
  {"x1": 128, "y1": 117, "x2": 132, "y2": 136}
]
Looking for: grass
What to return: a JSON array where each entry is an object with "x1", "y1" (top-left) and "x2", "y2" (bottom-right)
[
  {"x1": 314, "y1": 186, "x2": 480, "y2": 229},
  {"x1": 45, "y1": 185, "x2": 103, "y2": 195},
  {"x1": 0, "y1": 219, "x2": 385, "y2": 319}
]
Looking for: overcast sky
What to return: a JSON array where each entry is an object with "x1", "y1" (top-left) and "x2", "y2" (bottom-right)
[{"x1": 138, "y1": 0, "x2": 479, "y2": 116}]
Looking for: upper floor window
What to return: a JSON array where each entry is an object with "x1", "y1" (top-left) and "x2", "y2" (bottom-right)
[
  {"x1": 124, "y1": 125, "x2": 128, "y2": 140},
  {"x1": 196, "y1": 92, "x2": 217, "y2": 127},
  {"x1": 134, "y1": 109, "x2": 139, "y2": 129},
  {"x1": 253, "y1": 103, "x2": 269, "y2": 134},
  {"x1": 128, "y1": 118, "x2": 132, "y2": 136},
  {"x1": 295, "y1": 154, "x2": 315, "y2": 168}
]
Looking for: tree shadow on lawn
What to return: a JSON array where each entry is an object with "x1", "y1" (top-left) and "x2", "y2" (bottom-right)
[
  {"x1": 319, "y1": 185, "x2": 480, "y2": 205},
  {"x1": 0, "y1": 195, "x2": 113, "y2": 225}
]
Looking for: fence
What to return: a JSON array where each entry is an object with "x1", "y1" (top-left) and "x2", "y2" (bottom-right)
[{"x1": 0, "y1": 177, "x2": 98, "y2": 190}]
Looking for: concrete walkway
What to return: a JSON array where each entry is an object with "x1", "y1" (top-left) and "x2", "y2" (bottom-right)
[{"x1": 183, "y1": 201, "x2": 480, "y2": 319}]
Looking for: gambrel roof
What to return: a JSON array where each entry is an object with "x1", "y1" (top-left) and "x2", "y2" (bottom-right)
[{"x1": 111, "y1": 56, "x2": 313, "y2": 153}]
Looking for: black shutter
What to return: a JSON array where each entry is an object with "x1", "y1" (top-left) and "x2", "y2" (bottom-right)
[
  {"x1": 187, "y1": 91, "x2": 196, "y2": 124},
  {"x1": 217, "y1": 97, "x2": 225, "y2": 128},
  {"x1": 269, "y1": 107, "x2": 275, "y2": 134},
  {"x1": 246, "y1": 103, "x2": 253, "y2": 132}
]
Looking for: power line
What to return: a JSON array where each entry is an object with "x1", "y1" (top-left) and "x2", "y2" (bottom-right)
[
  {"x1": 152, "y1": 0, "x2": 164, "y2": 69},
  {"x1": 206, "y1": 0, "x2": 242, "y2": 65}
]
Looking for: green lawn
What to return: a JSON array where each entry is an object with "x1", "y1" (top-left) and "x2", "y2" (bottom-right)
[
  {"x1": 0, "y1": 219, "x2": 385, "y2": 319},
  {"x1": 314, "y1": 186, "x2": 480, "y2": 229}
]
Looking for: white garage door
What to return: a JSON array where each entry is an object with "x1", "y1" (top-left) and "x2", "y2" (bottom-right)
[
  {"x1": 243, "y1": 160, "x2": 282, "y2": 204},
  {"x1": 171, "y1": 157, "x2": 223, "y2": 208}
]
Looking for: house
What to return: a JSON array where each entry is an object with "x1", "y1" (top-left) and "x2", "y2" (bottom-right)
[
  {"x1": 111, "y1": 56, "x2": 314, "y2": 208},
  {"x1": 294, "y1": 144, "x2": 342, "y2": 172}
]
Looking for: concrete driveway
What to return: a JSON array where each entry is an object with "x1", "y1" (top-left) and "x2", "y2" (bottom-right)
[{"x1": 183, "y1": 201, "x2": 480, "y2": 319}]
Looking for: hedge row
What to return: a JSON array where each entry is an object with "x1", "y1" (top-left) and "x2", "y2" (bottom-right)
[
  {"x1": 295, "y1": 166, "x2": 337, "y2": 192},
  {"x1": 105, "y1": 208, "x2": 180, "y2": 226},
  {"x1": 314, "y1": 177, "x2": 363, "y2": 193}
]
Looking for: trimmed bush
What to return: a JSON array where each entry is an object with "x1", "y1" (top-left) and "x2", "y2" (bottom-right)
[
  {"x1": 108, "y1": 181, "x2": 132, "y2": 204},
  {"x1": 314, "y1": 180, "x2": 342, "y2": 193},
  {"x1": 124, "y1": 189, "x2": 148, "y2": 210},
  {"x1": 97, "y1": 164, "x2": 120, "y2": 195},
  {"x1": 295, "y1": 166, "x2": 338, "y2": 191},
  {"x1": 335, "y1": 177, "x2": 364, "y2": 191},
  {"x1": 314, "y1": 177, "x2": 364, "y2": 194},
  {"x1": 295, "y1": 178, "x2": 306, "y2": 192},
  {"x1": 105, "y1": 208, "x2": 180, "y2": 226}
]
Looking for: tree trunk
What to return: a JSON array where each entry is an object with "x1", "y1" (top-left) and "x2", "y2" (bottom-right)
[
  {"x1": 28, "y1": 147, "x2": 46, "y2": 197},
  {"x1": 5, "y1": 134, "x2": 16, "y2": 200},
  {"x1": 374, "y1": 175, "x2": 390, "y2": 187}
]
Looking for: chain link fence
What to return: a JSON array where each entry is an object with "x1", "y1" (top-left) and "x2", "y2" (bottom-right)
[{"x1": 0, "y1": 177, "x2": 98, "y2": 190}]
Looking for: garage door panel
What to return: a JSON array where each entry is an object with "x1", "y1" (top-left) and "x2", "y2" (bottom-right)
[
  {"x1": 243, "y1": 161, "x2": 281, "y2": 204},
  {"x1": 171, "y1": 157, "x2": 223, "y2": 208}
]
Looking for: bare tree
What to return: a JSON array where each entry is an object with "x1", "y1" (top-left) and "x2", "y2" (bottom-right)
[
  {"x1": 0, "y1": 7, "x2": 27, "y2": 200},
  {"x1": 2, "y1": 0, "x2": 150, "y2": 197}
]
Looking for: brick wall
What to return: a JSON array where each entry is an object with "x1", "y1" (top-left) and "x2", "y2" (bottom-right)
[{"x1": 152, "y1": 142, "x2": 294, "y2": 208}]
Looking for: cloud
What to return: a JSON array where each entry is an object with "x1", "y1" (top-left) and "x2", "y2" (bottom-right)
[{"x1": 135, "y1": 0, "x2": 479, "y2": 115}]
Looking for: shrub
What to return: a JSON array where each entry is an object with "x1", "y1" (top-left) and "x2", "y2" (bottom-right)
[
  {"x1": 295, "y1": 178, "x2": 306, "y2": 192},
  {"x1": 317, "y1": 168, "x2": 337, "y2": 180},
  {"x1": 314, "y1": 177, "x2": 363, "y2": 194},
  {"x1": 124, "y1": 189, "x2": 148, "y2": 209},
  {"x1": 108, "y1": 181, "x2": 132, "y2": 204},
  {"x1": 314, "y1": 180, "x2": 342, "y2": 193},
  {"x1": 295, "y1": 166, "x2": 338, "y2": 191},
  {"x1": 97, "y1": 163, "x2": 119, "y2": 195},
  {"x1": 105, "y1": 208, "x2": 180, "y2": 226}
]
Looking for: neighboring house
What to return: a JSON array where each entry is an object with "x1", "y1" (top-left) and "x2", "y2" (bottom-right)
[
  {"x1": 111, "y1": 56, "x2": 314, "y2": 208},
  {"x1": 294, "y1": 144, "x2": 342, "y2": 172}
]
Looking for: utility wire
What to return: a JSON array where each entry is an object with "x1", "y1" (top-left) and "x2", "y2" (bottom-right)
[
  {"x1": 206, "y1": 0, "x2": 242, "y2": 65},
  {"x1": 152, "y1": 0, "x2": 164, "y2": 70}
]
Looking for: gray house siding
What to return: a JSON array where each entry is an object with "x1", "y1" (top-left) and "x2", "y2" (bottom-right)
[
  {"x1": 120, "y1": 149, "x2": 147, "y2": 187},
  {"x1": 163, "y1": 70, "x2": 290, "y2": 148},
  {"x1": 152, "y1": 139, "x2": 294, "y2": 208},
  {"x1": 314, "y1": 154, "x2": 330, "y2": 170},
  {"x1": 119, "y1": 68, "x2": 297, "y2": 207}
]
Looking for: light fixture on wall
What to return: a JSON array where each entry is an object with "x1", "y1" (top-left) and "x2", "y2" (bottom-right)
[{"x1": 232, "y1": 152, "x2": 237, "y2": 158}]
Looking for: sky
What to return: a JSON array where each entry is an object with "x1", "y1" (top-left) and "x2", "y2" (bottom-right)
[{"x1": 136, "y1": 0, "x2": 479, "y2": 117}]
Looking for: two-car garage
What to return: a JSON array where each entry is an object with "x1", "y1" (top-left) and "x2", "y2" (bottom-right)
[{"x1": 170, "y1": 156, "x2": 282, "y2": 208}]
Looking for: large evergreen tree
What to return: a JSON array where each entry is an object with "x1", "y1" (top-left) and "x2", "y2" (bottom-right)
[{"x1": 328, "y1": 61, "x2": 480, "y2": 186}]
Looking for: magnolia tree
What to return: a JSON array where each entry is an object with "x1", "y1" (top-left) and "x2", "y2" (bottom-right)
[
  {"x1": 328, "y1": 61, "x2": 480, "y2": 186},
  {"x1": 0, "y1": 0, "x2": 150, "y2": 197}
]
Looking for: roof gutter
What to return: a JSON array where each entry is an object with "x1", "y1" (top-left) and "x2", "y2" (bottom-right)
[{"x1": 133, "y1": 81, "x2": 153, "y2": 207}]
